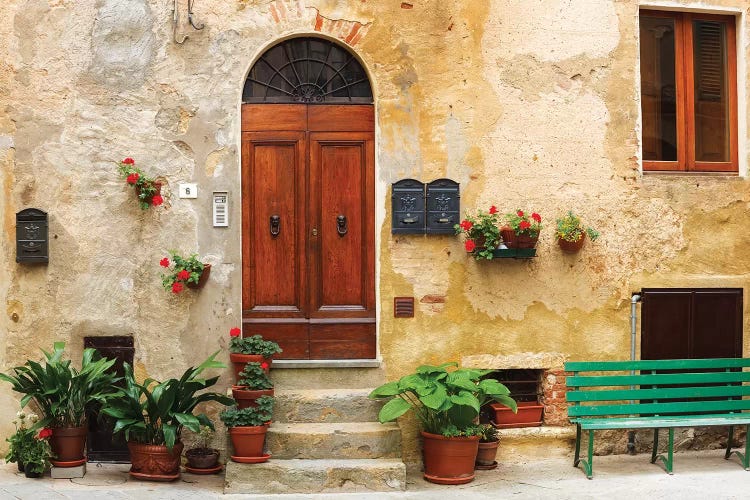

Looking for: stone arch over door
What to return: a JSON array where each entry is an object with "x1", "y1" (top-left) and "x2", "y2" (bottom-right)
[{"x1": 240, "y1": 36, "x2": 376, "y2": 360}]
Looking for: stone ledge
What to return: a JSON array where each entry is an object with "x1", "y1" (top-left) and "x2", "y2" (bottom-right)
[{"x1": 273, "y1": 359, "x2": 383, "y2": 369}]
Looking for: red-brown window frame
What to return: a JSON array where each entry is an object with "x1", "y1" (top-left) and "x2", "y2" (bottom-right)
[{"x1": 640, "y1": 10, "x2": 738, "y2": 173}]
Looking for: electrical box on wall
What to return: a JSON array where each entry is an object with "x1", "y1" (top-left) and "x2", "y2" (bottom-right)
[{"x1": 213, "y1": 192, "x2": 228, "y2": 227}]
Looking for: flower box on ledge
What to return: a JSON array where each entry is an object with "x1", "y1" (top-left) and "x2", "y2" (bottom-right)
[
  {"x1": 490, "y1": 248, "x2": 536, "y2": 259},
  {"x1": 491, "y1": 401, "x2": 544, "y2": 428}
]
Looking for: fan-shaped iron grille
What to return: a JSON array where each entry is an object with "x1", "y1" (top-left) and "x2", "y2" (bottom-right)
[{"x1": 243, "y1": 38, "x2": 372, "y2": 104}]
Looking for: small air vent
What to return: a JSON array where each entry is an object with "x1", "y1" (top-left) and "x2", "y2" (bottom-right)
[{"x1": 394, "y1": 297, "x2": 415, "y2": 318}]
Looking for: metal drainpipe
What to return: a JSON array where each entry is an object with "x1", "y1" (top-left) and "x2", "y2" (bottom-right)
[{"x1": 628, "y1": 293, "x2": 642, "y2": 455}]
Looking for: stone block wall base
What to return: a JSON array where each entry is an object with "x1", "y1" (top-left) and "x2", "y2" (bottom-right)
[{"x1": 51, "y1": 463, "x2": 86, "y2": 479}]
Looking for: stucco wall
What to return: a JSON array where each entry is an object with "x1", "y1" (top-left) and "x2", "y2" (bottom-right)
[{"x1": 1, "y1": 0, "x2": 749, "y2": 455}]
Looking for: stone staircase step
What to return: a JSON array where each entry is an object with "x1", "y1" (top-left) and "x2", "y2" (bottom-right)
[
  {"x1": 270, "y1": 366, "x2": 385, "y2": 390},
  {"x1": 224, "y1": 458, "x2": 406, "y2": 494},
  {"x1": 266, "y1": 422, "x2": 401, "y2": 459},
  {"x1": 273, "y1": 388, "x2": 384, "y2": 423},
  {"x1": 496, "y1": 425, "x2": 577, "y2": 460}
]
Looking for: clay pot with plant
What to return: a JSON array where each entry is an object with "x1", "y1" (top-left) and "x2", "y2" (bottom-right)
[
  {"x1": 0, "y1": 342, "x2": 122, "y2": 468},
  {"x1": 454, "y1": 205, "x2": 502, "y2": 260},
  {"x1": 5, "y1": 410, "x2": 40, "y2": 472},
  {"x1": 19, "y1": 428, "x2": 53, "y2": 478},
  {"x1": 101, "y1": 351, "x2": 234, "y2": 481},
  {"x1": 475, "y1": 424, "x2": 500, "y2": 469},
  {"x1": 160, "y1": 252, "x2": 211, "y2": 294},
  {"x1": 228, "y1": 328, "x2": 282, "y2": 383},
  {"x1": 369, "y1": 362, "x2": 517, "y2": 485},
  {"x1": 184, "y1": 425, "x2": 221, "y2": 473},
  {"x1": 555, "y1": 211, "x2": 599, "y2": 253},
  {"x1": 502, "y1": 210, "x2": 542, "y2": 249},
  {"x1": 220, "y1": 396, "x2": 274, "y2": 463},
  {"x1": 232, "y1": 361, "x2": 275, "y2": 410},
  {"x1": 117, "y1": 157, "x2": 164, "y2": 210}
]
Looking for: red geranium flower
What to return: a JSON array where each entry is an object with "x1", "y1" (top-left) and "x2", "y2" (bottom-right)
[
  {"x1": 519, "y1": 220, "x2": 531, "y2": 230},
  {"x1": 531, "y1": 213, "x2": 541, "y2": 223},
  {"x1": 160, "y1": 257, "x2": 170, "y2": 268},
  {"x1": 464, "y1": 239, "x2": 476, "y2": 252},
  {"x1": 229, "y1": 327, "x2": 241, "y2": 337},
  {"x1": 172, "y1": 282, "x2": 184, "y2": 294},
  {"x1": 122, "y1": 158, "x2": 135, "y2": 165},
  {"x1": 489, "y1": 206, "x2": 498, "y2": 214},
  {"x1": 260, "y1": 362, "x2": 269, "y2": 370},
  {"x1": 37, "y1": 428, "x2": 52, "y2": 439},
  {"x1": 151, "y1": 195, "x2": 163, "y2": 206},
  {"x1": 126, "y1": 173, "x2": 139, "y2": 185},
  {"x1": 177, "y1": 270, "x2": 190, "y2": 281},
  {"x1": 459, "y1": 220, "x2": 473, "y2": 231},
  {"x1": 517, "y1": 210, "x2": 524, "y2": 217}
]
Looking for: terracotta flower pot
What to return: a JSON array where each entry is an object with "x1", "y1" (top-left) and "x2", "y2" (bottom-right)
[
  {"x1": 232, "y1": 386, "x2": 275, "y2": 410},
  {"x1": 491, "y1": 401, "x2": 544, "y2": 428},
  {"x1": 127, "y1": 441, "x2": 183, "y2": 481},
  {"x1": 558, "y1": 234, "x2": 585, "y2": 253},
  {"x1": 229, "y1": 425, "x2": 268, "y2": 460},
  {"x1": 186, "y1": 263, "x2": 211, "y2": 289},
  {"x1": 49, "y1": 426, "x2": 87, "y2": 466},
  {"x1": 230, "y1": 353, "x2": 272, "y2": 383},
  {"x1": 185, "y1": 448, "x2": 219, "y2": 469},
  {"x1": 476, "y1": 440, "x2": 500, "y2": 466},
  {"x1": 421, "y1": 431, "x2": 479, "y2": 485},
  {"x1": 500, "y1": 227, "x2": 516, "y2": 248},
  {"x1": 24, "y1": 464, "x2": 42, "y2": 478},
  {"x1": 515, "y1": 234, "x2": 539, "y2": 249}
]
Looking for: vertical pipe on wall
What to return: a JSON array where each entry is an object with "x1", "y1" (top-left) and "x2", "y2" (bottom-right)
[{"x1": 628, "y1": 293, "x2": 642, "y2": 455}]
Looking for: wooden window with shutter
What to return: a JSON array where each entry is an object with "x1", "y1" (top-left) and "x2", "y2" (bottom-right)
[{"x1": 639, "y1": 11, "x2": 738, "y2": 173}]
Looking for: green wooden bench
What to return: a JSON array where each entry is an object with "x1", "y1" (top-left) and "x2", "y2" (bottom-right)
[{"x1": 565, "y1": 358, "x2": 750, "y2": 479}]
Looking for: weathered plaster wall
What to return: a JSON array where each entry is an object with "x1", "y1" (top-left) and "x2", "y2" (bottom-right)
[{"x1": 1, "y1": 0, "x2": 749, "y2": 459}]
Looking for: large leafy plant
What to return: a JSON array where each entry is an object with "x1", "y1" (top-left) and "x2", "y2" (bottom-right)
[
  {"x1": 100, "y1": 351, "x2": 234, "y2": 452},
  {"x1": 220, "y1": 396, "x2": 274, "y2": 428},
  {"x1": 369, "y1": 362, "x2": 517, "y2": 436},
  {"x1": 0, "y1": 342, "x2": 122, "y2": 428}
]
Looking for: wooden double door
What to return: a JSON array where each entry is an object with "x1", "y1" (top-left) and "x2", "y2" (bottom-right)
[{"x1": 241, "y1": 104, "x2": 375, "y2": 359}]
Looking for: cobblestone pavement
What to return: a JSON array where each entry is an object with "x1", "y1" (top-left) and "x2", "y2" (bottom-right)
[{"x1": 1, "y1": 450, "x2": 747, "y2": 499}]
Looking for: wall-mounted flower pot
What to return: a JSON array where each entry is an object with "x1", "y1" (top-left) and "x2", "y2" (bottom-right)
[
  {"x1": 186, "y1": 263, "x2": 211, "y2": 289},
  {"x1": 558, "y1": 235, "x2": 585, "y2": 253},
  {"x1": 491, "y1": 401, "x2": 544, "y2": 428}
]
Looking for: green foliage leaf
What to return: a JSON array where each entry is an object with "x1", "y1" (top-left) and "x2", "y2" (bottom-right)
[
  {"x1": 369, "y1": 381, "x2": 401, "y2": 398},
  {"x1": 377, "y1": 397, "x2": 412, "y2": 423}
]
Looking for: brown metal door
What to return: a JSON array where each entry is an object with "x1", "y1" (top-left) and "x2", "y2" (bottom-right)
[
  {"x1": 241, "y1": 104, "x2": 375, "y2": 359},
  {"x1": 641, "y1": 288, "x2": 742, "y2": 359}
]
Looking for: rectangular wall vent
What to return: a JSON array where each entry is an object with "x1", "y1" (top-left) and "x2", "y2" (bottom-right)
[{"x1": 394, "y1": 297, "x2": 415, "y2": 318}]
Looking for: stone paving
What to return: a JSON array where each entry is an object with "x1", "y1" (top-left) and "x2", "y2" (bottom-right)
[{"x1": 1, "y1": 450, "x2": 747, "y2": 500}]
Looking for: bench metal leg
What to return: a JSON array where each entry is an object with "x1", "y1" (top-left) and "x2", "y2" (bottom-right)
[
  {"x1": 725, "y1": 426, "x2": 734, "y2": 460},
  {"x1": 652, "y1": 428, "x2": 674, "y2": 474},
  {"x1": 573, "y1": 425, "x2": 594, "y2": 479},
  {"x1": 725, "y1": 424, "x2": 750, "y2": 470}
]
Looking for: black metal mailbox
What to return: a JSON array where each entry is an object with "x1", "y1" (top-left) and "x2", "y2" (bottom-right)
[
  {"x1": 425, "y1": 178, "x2": 460, "y2": 234},
  {"x1": 392, "y1": 179, "x2": 425, "y2": 234},
  {"x1": 16, "y1": 208, "x2": 48, "y2": 263}
]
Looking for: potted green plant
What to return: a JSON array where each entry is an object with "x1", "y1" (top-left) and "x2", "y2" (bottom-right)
[
  {"x1": 475, "y1": 424, "x2": 500, "y2": 469},
  {"x1": 232, "y1": 361, "x2": 274, "y2": 410},
  {"x1": 160, "y1": 252, "x2": 211, "y2": 294},
  {"x1": 454, "y1": 205, "x2": 502, "y2": 260},
  {"x1": 0, "y1": 342, "x2": 122, "y2": 467},
  {"x1": 228, "y1": 328, "x2": 282, "y2": 382},
  {"x1": 555, "y1": 211, "x2": 599, "y2": 253},
  {"x1": 19, "y1": 428, "x2": 53, "y2": 478},
  {"x1": 220, "y1": 395, "x2": 274, "y2": 463},
  {"x1": 100, "y1": 351, "x2": 234, "y2": 481},
  {"x1": 5, "y1": 410, "x2": 40, "y2": 472},
  {"x1": 117, "y1": 157, "x2": 164, "y2": 209},
  {"x1": 502, "y1": 210, "x2": 542, "y2": 249},
  {"x1": 184, "y1": 425, "x2": 221, "y2": 474},
  {"x1": 369, "y1": 362, "x2": 517, "y2": 485}
]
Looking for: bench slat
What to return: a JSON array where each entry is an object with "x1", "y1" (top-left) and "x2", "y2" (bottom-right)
[
  {"x1": 571, "y1": 413, "x2": 750, "y2": 430},
  {"x1": 567, "y1": 371, "x2": 750, "y2": 387},
  {"x1": 566, "y1": 384, "x2": 750, "y2": 402},
  {"x1": 566, "y1": 358, "x2": 750, "y2": 372},
  {"x1": 568, "y1": 399, "x2": 750, "y2": 417}
]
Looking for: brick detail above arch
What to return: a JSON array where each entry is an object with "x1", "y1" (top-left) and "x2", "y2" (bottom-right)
[{"x1": 267, "y1": 0, "x2": 371, "y2": 46}]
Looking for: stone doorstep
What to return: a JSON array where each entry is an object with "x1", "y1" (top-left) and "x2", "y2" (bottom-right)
[
  {"x1": 266, "y1": 422, "x2": 402, "y2": 459},
  {"x1": 273, "y1": 388, "x2": 385, "y2": 423},
  {"x1": 224, "y1": 458, "x2": 406, "y2": 494},
  {"x1": 269, "y1": 366, "x2": 386, "y2": 390}
]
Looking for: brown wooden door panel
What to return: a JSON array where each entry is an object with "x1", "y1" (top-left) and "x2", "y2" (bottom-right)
[
  {"x1": 242, "y1": 132, "x2": 307, "y2": 318},
  {"x1": 692, "y1": 290, "x2": 742, "y2": 358},
  {"x1": 242, "y1": 104, "x2": 306, "y2": 132},
  {"x1": 309, "y1": 323, "x2": 376, "y2": 359},
  {"x1": 308, "y1": 105, "x2": 375, "y2": 132},
  {"x1": 642, "y1": 290, "x2": 692, "y2": 360},
  {"x1": 243, "y1": 322, "x2": 310, "y2": 359},
  {"x1": 310, "y1": 132, "x2": 375, "y2": 317}
]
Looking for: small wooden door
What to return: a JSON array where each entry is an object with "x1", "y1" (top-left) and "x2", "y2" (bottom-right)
[{"x1": 242, "y1": 104, "x2": 375, "y2": 359}]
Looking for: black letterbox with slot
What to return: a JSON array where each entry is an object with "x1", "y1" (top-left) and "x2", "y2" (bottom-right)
[
  {"x1": 425, "y1": 178, "x2": 460, "y2": 234},
  {"x1": 16, "y1": 208, "x2": 48, "y2": 263}
]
